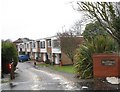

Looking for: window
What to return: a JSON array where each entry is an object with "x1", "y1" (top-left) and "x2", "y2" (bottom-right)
[
  {"x1": 40, "y1": 41, "x2": 45, "y2": 48},
  {"x1": 53, "y1": 40, "x2": 60, "y2": 48},
  {"x1": 27, "y1": 44, "x2": 29, "y2": 48},
  {"x1": 22, "y1": 44, "x2": 24, "y2": 49},
  {"x1": 47, "y1": 40, "x2": 51, "y2": 47},
  {"x1": 30, "y1": 42, "x2": 32, "y2": 49},
  {"x1": 33, "y1": 42, "x2": 36, "y2": 48},
  {"x1": 20, "y1": 44, "x2": 22, "y2": 48},
  {"x1": 24, "y1": 43, "x2": 26, "y2": 49},
  {"x1": 37, "y1": 41, "x2": 40, "y2": 48}
]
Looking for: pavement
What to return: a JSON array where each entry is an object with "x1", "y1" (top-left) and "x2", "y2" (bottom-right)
[
  {"x1": 1, "y1": 60, "x2": 120, "y2": 91},
  {"x1": 1, "y1": 74, "x2": 10, "y2": 83}
]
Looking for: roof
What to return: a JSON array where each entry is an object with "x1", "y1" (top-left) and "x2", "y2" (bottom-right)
[{"x1": 13, "y1": 38, "x2": 34, "y2": 44}]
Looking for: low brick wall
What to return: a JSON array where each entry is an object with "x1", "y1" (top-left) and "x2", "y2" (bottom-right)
[{"x1": 93, "y1": 53, "x2": 120, "y2": 78}]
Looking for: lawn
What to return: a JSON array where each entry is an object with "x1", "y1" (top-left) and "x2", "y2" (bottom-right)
[
  {"x1": 37, "y1": 63, "x2": 50, "y2": 67},
  {"x1": 51, "y1": 65, "x2": 75, "y2": 74},
  {"x1": 37, "y1": 63, "x2": 75, "y2": 74}
]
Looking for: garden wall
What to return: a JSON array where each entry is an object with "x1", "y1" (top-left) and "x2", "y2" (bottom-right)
[{"x1": 93, "y1": 53, "x2": 120, "y2": 78}]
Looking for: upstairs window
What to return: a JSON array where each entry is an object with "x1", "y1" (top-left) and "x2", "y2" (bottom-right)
[
  {"x1": 47, "y1": 40, "x2": 51, "y2": 47},
  {"x1": 27, "y1": 44, "x2": 29, "y2": 48},
  {"x1": 40, "y1": 41, "x2": 45, "y2": 49},
  {"x1": 53, "y1": 40, "x2": 60, "y2": 48},
  {"x1": 33, "y1": 42, "x2": 36, "y2": 48},
  {"x1": 37, "y1": 41, "x2": 40, "y2": 48},
  {"x1": 22, "y1": 44, "x2": 24, "y2": 49},
  {"x1": 20, "y1": 44, "x2": 22, "y2": 48},
  {"x1": 30, "y1": 42, "x2": 32, "y2": 49}
]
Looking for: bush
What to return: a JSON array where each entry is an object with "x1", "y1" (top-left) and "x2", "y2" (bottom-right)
[
  {"x1": 74, "y1": 35, "x2": 118, "y2": 79},
  {"x1": 74, "y1": 42, "x2": 94, "y2": 79},
  {"x1": 2, "y1": 40, "x2": 18, "y2": 73},
  {"x1": 74, "y1": 21, "x2": 119, "y2": 79}
]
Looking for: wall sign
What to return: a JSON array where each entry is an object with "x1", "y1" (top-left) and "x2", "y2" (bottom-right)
[{"x1": 101, "y1": 59, "x2": 115, "y2": 66}]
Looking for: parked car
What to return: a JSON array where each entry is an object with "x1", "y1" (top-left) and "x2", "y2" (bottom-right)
[{"x1": 18, "y1": 55, "x2": 30, "y2": 62}]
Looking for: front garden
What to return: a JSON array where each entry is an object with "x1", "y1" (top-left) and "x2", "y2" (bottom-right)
[{"x1": 37, "y1": 63, "x2": 75, "y2": 74}]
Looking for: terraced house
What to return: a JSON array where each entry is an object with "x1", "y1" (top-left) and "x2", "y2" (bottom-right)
[{"x1": 17, "y1": 36, "x2": 83, "y2": 65}]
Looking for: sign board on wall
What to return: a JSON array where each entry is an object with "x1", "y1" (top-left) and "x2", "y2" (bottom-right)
[{"x1": 101, "y1": 59, "x2": 116, "y2": 66}]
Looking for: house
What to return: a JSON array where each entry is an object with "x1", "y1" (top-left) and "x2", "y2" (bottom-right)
[
  {"x1": 51, "y1": 36, "x2": 61, "y2": 64},
  {"x1": 51, "y1": 36, "x2": 84, "y2": 65},
  {"x1": 17, "y1": 42, "x2": 26, "y2": 55},
  {"x1": 31, "y1": 40, "x2": 40, "y2": 60},
  {"x1": 16, "y1": 35, "x2": 84, "y2": 65},
  {"x1": 38, "y1": 36, "x2": 61, "y2": 64},
  {"x1": 39, "y1": 38, "x2": 51, "y2": 62},
  {"x1": 26, "y1": 41, "x2": 33, "y2": 58},
  {"x1": 13, "y1": 38, "x2": 33, "y2": 53}
]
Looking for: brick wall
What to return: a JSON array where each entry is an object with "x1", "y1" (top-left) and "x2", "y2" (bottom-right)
[
  {"x1": 61, "y1": 52, "x2": 73, "y2": 65},
  {"x1": 93, "y1": 53, "x2": 120, "y2": 78}
]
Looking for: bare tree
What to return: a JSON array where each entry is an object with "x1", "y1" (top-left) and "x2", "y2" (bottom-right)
[
  {"x1": 57, "y1": 29, "x2": 83, "y2": 64},
  {"x1": 71, "y1": 20, "x2": 83, "y2": 35},
  {"x1": 72, "y1": 2, "x2": 120, "y2": 50}
]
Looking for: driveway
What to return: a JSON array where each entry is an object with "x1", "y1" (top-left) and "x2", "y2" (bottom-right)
[
  {"x1": 1, "y1": 61, "x2": 119, "y2": 91},
  {"x1": 1, "y1": 62, "x2": 79, "y2": 90}
]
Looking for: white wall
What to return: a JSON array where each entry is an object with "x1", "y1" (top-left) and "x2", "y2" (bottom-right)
[
  {"x1": 43, "y1": 53, "x2": 47, "y2": 61},
  {"x1": 54, "y1": 54, "x2": 60, "y2": 64}
]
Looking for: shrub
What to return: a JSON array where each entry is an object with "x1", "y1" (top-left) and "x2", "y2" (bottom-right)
[
  {"x1": 74, "y1": 35, "x2": 118, "y2": 79},
  {"x1": 2, "y1": 40, "x2": 18, "y2": 73}
]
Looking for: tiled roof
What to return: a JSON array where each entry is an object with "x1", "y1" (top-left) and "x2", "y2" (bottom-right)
[{"x1": 13, "y1": 38, "x2": 33, "y2": 43}]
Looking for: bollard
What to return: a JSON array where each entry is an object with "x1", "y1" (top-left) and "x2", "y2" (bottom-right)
[
  {"x1": 10, "y1": 62, "x2": 15, "y2": 80},
  {"x1": 60, "y1": 61, "x2": 62, "y2": 67}
]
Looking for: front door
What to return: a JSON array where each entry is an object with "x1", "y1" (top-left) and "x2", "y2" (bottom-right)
[{"x1": 55, "y1": 54, "x2": 60, "y2": 64}]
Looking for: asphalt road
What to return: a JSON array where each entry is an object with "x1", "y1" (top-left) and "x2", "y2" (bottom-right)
[
  {"x1": 2, "y1": 61, "x2": 119, "y2": 91},
  {"x1": 1, "y1": 62, "x2": 79, "y2": 90}
]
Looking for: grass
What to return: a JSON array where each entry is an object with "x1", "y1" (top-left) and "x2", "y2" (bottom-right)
[
  {"x1": 37, "y1": 63, "x2": 75, "y2": 74},
  {"x1": 51, "y1": 65, "x2": 75, "y2": 74},
  {"x1": 37, "y1": 63, "x2": 50, "y2": 67}
]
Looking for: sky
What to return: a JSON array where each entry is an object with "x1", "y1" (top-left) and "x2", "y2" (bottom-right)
[{"x1": 1, "y1": 0, "x2": 83, "y2": 41}]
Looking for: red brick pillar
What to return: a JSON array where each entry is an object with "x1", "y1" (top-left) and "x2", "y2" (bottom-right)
[{"x1": 93, "y1": 53, "x2": 120, "y2": 78}]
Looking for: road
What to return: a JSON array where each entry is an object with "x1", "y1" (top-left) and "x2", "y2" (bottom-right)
[
  {"x1": 2, "y1": 61, "x2": 118, "y2": 91},
  {"x1": 1, "y1": 62, "x2": 79, "y2": 90}
]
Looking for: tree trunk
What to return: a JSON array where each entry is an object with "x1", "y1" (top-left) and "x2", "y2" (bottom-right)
[{"x1": 71, "y1": 58, "x2": 74, "y2": 64}]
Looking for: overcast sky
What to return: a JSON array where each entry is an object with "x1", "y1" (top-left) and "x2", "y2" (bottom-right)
[{"x1": 1, "y1": 0, "x2": 83, "y2": 41}]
